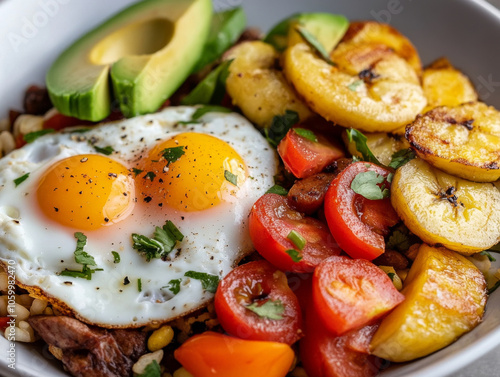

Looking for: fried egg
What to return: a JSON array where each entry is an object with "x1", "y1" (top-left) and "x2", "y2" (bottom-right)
[{"x1": 0, "y1": 107, "x2": 278, "y2": 327}]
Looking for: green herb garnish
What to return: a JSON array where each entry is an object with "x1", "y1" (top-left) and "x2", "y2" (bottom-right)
[
  {"x1": 480, "y1": 250, "x2": 497, "y2": 262},
  {"x1": 389, "y1": 149, "x2": 416, "y2": 169},
  {"x1": 132, "y1": 168, "x2": 143, "y2": 177},
  {"x1": 132, "y1": 220, "x2": 184, "y2": 261},
  {"x1": 13, "y1": 173, "x2": 30, "y2": 187},
  {"x1": 351, "y1": 171, "x2": 389, "y2": 200},
  {"x1": 23, "y1": 129, "x2": 54, "y2": 143},
  {"x1": 266, "y1": 185, "x2": 288, "y2": 196},
  {"x1": 143, "y1": 171, "x2": 156, "y2": 182},
  {"x1": 94, "y1": 145, "x2": 114, "y2": 156},
  {"x1": 264, "y1": 110, "x2": 300, "y2": 147},
  {"x1": 138, "y1": 278, "x2": 142, "y2": 292},
  {"x1": 136, "y1": 360, "x2": 161, "y2": 377},
  {"x1": 184, "y1": 271, "x2": 219, "y2": 293},
  {"x1": 246, "y1": 299, "x2": 285, "y2": 320},
  {"x1": 161, "y1": 146, "x2": 185, "y2": 164},
  {"x1": 346, "y1": 128, "x2": 382, "y2": 166},
  {"x1": 287, "y1": 230, "x2": 306, "y2": 250},
  {"x1": 60, "y1": 232, "x2": 102, "y2": 280},
  {"x1": 294, "y1": 128, "x2": 318, "y2": 143},
  {"x1": 164, "y1": 278, "x2": 182, "y2": 295},
  {"x1": 388, "y1": 272, "x2": 396, "y2": 281},
  {"x1": 224, "y1": 170, "x2": 238, "y2": 186},
  {"x1": 112, "y1": 251, "x2": 120, "y2": 264},
  {"x1": 285, "y1": 249, "x2": 303, "y2": 263},
  {"x1": 192, "y1": 105, "x2": 232, "y2": 120}
]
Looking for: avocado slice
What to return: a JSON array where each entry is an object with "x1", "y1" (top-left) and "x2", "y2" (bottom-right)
[
  {"x1": 191, "y1": 7, "x2": 247, "y2": 73},
  {"x1": 264, "y1": 12, "x2": 349, "y2": 53},
  {"x1": 46, "y1": 0, "x2": 212, "y2": 121}
]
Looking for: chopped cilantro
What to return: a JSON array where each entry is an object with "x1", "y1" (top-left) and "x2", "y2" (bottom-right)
[
  {"x1": 224, "y1": 170, "x2": 238, "y2": 186},
  {"x1": 184, "y1": 271, "x2": 219, "y2": 293},
  {"x1": 347, "y1": 80, "x2": 363, "y2": 91},
  {"x1": 136, "y1": 360, "x2": 161, "y2": 377},
  {"x1": 266, "y1": 185, "x2": 288, "y2": 196},
  {"x1": 112, "y1": 251, "x2": 120, "y2": 264},
  {"x1": 389, "y1": 149, "x2": 416, "y2": 169},
  {"x1": 192, "y1": 105, "x2": 232, "y2": 120},
  {"x1": 351, "y1": 171, "x2": 389, "y2": 200},
  {"x1": 13, "y1": 173, "x2": 30, "y2": 187},
  {"x1": 138, "y1": 278, "x2": 142, "y2": 292},
  {"x1": 162, "y1": 146, "x2": 185, "y2": 164},
  {"x1": 346, "y1": 128, "x2": 382, "y2": 166},
  {"x1": 295, "y1": 25, "x2": 336, "y2": 66},
  {"x1": 132, "y1": 220, "x2": 183, "y2": 261},
  {"x1": 287, "y1": 230, "x2": 306, "y2": 250},
  {"x1": 23, "y1": 128, "x2": 54, "y2": 143},
  {"x1": 246, "y1": 299, "x2": 285, "y2": 320},
  {"x1": 143, "y1": 171, "x2": 156, "y2": 182},
  {"x1": 285, "y1": 249, "x2": 303, "y2": 263},
  {"x1": 164, "y1": 278, "x2": 182, "y2": 295},
  {"x1": 480, "y1": 250, "x2": 496, "y2": 262},
  {"x1": 165, "y1": 221, "x2": 184, "y2": 242},
  {"x1": 94, "y1": 145, "x2": 114, "y2": 155},
  {"x1": 182, "y1": 60, "x2": 233, "y2": 106},
  {"x1": 73, "y1": 232, "x2": 96, "y2": 266},
  {"x1": 59, "y1": 232, "x2": 102, "y2": 280},
  {"x1": 264, "y1": 110, "x2": 300, "y2": 147},
  {"x1": 294, "y1": 128, "x2": 318, "y2": 143},
  {"x1": 132, "y1": 168, "x2": 143, "y2": 177}
]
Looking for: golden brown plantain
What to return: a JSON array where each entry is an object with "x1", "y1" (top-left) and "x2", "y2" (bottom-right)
[
  {"x1": 391, "y1": 158, "x2": 500, "y2": 254},
  {"x1": 282, "y1": 42, "x2": 426, "y2": 132},
  {"x1": 406, "y1": 102, "x2": 500, "y2": 182},
  {"x1": 371, "y1": 244, "x2": 487, "y2": 362},
  {"x1": 223, "y1": 41, "x2": 312, "y2": 128}
]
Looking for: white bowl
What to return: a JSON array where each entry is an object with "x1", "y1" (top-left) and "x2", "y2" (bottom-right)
[{"x1": 0, "y1": 0, "x2": 500, "y2": 376}]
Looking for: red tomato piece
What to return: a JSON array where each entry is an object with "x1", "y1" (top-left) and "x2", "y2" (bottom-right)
[
  {"x1": 175, "y1": 332, "x2": 295, "y2": 377},
  {"x1": 300, "y1": 305, "x2": 384, "y2": 377},
  {"x1": 0, "y1": 317, "x2": 11, "y2": 331},
  {"x1": 277, "y1": 127, "x2": 345, "y2": 179},
  {"x1": 43, "y1": 112, "x2": 93, "y2": 131},
  {"x1": 249, "y1": 193, "x2": 341, "y2": 273},
  {"x1": 214, "y1": 260, "x2": 303, "y2": 345},
  {"x1": 324, "y1": 161, "x2": 399, "y2": 260},
  {"x1": 313, "y1": 256, "x2": 404, "y2": 336}
]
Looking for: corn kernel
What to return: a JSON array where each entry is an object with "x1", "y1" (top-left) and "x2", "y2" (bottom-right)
[
  {"x1": 148, "y1": 325, "x2": 174, "y2": 352},
  {"x1": 173, "y1": 367, "x2": 194, "y2": 377}
]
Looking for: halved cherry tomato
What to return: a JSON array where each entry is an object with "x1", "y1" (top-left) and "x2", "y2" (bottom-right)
[
  {"x1": 277, "y1": 126, "x2": 345, "y2": 179},
  {"x1": 249, "y1": 193, "x2": 341, "y2": 272},
  {"x1": 313, "y1": 256, "x2": 404, "y2": 336},
  {"x1": 324, "y1": 161, "x2": 399, "y2": 260},
  {"x1": 175, "y1": 332, "x2": 295, "y2": 377},
  {"x1": 300, "y1": 304, "x2": 383, "y2": 377},
  {"x1": 214, "y1": 260, "x2": 303, "y2": 344}
]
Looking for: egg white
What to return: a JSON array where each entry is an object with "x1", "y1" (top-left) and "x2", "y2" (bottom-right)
[{"x1": 0, "y1": 107, "x2": 278, "y2": 327}]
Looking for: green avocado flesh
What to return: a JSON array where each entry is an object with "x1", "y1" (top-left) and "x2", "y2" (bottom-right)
[
  {"x1": 264, "y1": 12, "x2": 349, "y2": 52},
  {"x1": 46, "y1": 0, "x2": 213, "y2": 121}
]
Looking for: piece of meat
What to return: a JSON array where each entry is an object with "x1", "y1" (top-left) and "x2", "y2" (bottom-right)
[
  {"x1": 287, "y1": 173, "x2": 336, "y2": 214},
  {"x1": 29, "y1": 316, "x2": 147, "y2": 377},
  {"x1": 23, "y1": 85, "x2": 52, "y2": 115}
]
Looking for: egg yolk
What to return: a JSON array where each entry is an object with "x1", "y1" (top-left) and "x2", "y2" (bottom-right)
[
  {"x1": 36, "y1": 154, "x2": 134, "y2": 230},
  {"x1": 136, "y1": 132, "x2": 247, "y2": 211}
]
